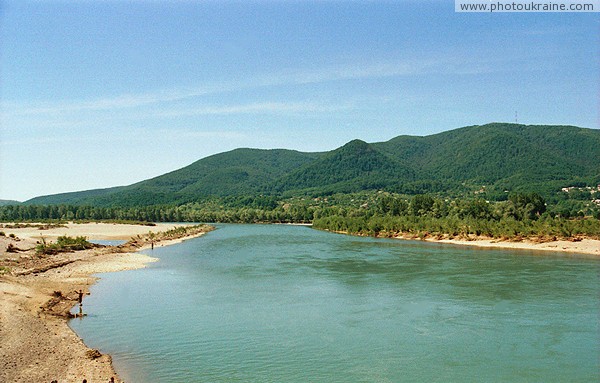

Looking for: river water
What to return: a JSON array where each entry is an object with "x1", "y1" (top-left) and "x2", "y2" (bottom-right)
[{"x1": 70, "y1": 224, "x2": 599, "y2": 382}]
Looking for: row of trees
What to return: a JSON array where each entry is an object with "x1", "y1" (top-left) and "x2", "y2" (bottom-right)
[
  {"x1": 0, "y1": 204, "x2": 186, "y2": 223},
  {"x1": 313, "y1": 214, "x2": 600, "y2": 239},
  {"x1": 373, "y1": 192, "x2": 546, "y2": 221},
  {"x1": 312, "y1": 192, "x2": 599, "y2": 239},
  {"x1": 0, "y1": 192, "x2": 598, "y2": 240},
  {"x1": 0, "y1": 202, "x2": 314, "y2": 224}
]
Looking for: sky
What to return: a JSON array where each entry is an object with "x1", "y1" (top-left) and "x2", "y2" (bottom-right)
[{"x1": 1, "y1": 0, "x2": 598, "y2": 202}]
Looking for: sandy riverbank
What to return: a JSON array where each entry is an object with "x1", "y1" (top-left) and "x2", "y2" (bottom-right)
[
  {"x1": 1, "y1": 221, "x2": 196, "y2": 243},
  {"x1": 323, "y1": 229, "x2": 600, "y2": 257},
  {"x1": 423, "y1": 237, "x2": 600, "y2": 256},
  {"x1": 0, "y1": 222, "x2": 212, "y2": 383},
  {"x1": 389, "y1": 233, "x2": 600, "y2": 256}
]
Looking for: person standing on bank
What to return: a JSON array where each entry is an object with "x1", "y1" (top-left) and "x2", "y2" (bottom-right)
[{"x1": 74, "y1": 289, "x2": 90, "y2": 305}]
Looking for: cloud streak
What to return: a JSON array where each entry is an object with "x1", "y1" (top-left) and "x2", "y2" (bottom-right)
[
  {"x1": 154, "y1": 101, "x2": 353, "y2": 118},
  {"x1": 2, "y1": 87, "x2": 220, "y2": 116},
  {"x1": 2, "y1": 55, "x2": 502, "y2": 118}
]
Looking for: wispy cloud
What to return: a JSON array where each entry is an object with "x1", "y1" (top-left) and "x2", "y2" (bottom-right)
[
  {"x1": 275, "y1": 60, "x2": 432, "y2": 85},
  {"x1": 1, "y1": 55, "x2": 523, "y2": 121},
  {"x1": 154, "y1": 101, "x2": 353, "y2": 118},
  {"x1": 2, "y1": 87, "x2": 220, "y2": 116},
  {"x1": 0, "y1": 57, "x2": 476, "y2": 116},
  {"x1": 1, "y1": 100, "x2": 356, "y2": 136},
  {"x1": 155, "y1": 129, "x2": 248, "y2": 140}
]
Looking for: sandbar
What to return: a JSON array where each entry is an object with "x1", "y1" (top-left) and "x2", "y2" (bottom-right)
[{"x1": 0, "y1": 222, "x2": 212, "y2": 383}]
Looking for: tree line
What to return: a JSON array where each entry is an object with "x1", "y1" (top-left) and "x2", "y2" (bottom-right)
[
  {"x1": 0, "y1": 192, "x2": 598, "y2": 240},
  {"x1": 312, "y1": 192, "x2": 600, "y2": 239}
]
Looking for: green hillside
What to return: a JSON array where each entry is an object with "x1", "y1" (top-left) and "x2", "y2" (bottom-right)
[
  {"x1": 25, "y1": 123, "x2": 600, "y2": 207},
  {"x1": 374, "y1": 123, "x2": 600, "y2": 197},
  {"x1": 25, "y1": 187, "x2": 126, "y2": 206},
  {"x1": 28, "y1": 148, "x2": 320, "y2": 206},
  {"x1": 272, "y1": 139, "x2": 415, "y2": 194},
  {"x1": 0, "y1": 199, "x2": 21, "y2": 206}
]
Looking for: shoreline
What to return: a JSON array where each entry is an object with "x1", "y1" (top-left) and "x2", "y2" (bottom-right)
[
  {"x1": 420, "y1": 236, "x2": 600, "y2": 257},
  {"x1": 322, "y1": 229, "x2": 600, "y2": 257},
  {"x1": 0, "y1": 222, "x2": 213, "y2": 383}
]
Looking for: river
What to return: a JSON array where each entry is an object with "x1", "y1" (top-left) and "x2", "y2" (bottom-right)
[{"x1": 70, "y1": 224, "x2": 599, "y2": 382}]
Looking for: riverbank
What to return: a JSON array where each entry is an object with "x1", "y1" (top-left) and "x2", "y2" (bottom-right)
[
  {"x1": 0, "y1": 222, "x2": 213, "y2": 383},
  {"x1": 322, "y1": 229, "x2": 600, "y2": 256},
  {"x1": 421, "y1": 236, "x2": 600, "y2": 256}
]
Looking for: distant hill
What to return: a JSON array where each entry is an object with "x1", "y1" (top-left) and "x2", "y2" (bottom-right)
[
  {"x1": 272, "y1": 139, "x2": 415, "y2": 194},
  {"x1": 26, "y1": 123, "x2": 600, "y2": 206},
  {"x1": 0, "y1": 199, "x2": 21, "y2": 206},
  {"x1": 373, "y1": 123, "x2": 600, "y2": 197},
  {"x1": 28, "y1": 149, "x2": 320, "y2": 206}
]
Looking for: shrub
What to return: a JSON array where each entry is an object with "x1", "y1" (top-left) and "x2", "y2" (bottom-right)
[{"x1": 36, "y1": 236, "x2": 93, "y2": 254}]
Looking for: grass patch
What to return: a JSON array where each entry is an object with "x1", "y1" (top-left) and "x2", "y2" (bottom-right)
[{"x1": 36, "y1": 236, "x2": 94, "y2": 255}]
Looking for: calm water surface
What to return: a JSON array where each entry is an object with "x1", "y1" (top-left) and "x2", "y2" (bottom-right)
[
  {"x1": 89, "y1": 239, "x2": 127, "y2": 246},
  {"x1": 70, "y1": 224, "x2": 599, "y2": 382}
]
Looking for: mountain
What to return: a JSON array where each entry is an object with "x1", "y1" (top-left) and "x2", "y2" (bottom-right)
[
  {"x1": 26, "y1": 123, "x2": 600, "y2": 206},
  {"x1": 0, "y1": 199, "x2": 21, "y2": 206},
  {"x1": 28, "y1": 149, "x2": 320, "y2": 206},
  {"x1": 272, "y1": 139, "x2": 415, "y2": 194},
  {"x1": 373, "y1": 123, "x2": 600, "y2": 196}
]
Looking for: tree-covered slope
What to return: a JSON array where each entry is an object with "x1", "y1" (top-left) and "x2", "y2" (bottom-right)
[
  {"x1": 131, "y1": 148, "x2": 319, "y2": 197},
  {"x1": 272, "y1": 139, "x2": 414, "y2": 194},
  {"x1": 23, "y1": 187, "x2": 126, "y2": 206},
  {"x1": 24, "y1": 123, "x2": 600, "y2": 207},
  {"x1": 28, "y1": 149, "x2": 320, "y2": 206},
  {"x1": 374, "y1": 123, "x2": 600, "y2": 195},
  {"x1": 0, "y1": 199, "x2": 22, "y2": 206}
]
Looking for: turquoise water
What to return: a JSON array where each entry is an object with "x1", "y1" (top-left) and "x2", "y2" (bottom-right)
[
  {"x1": 89, "y1": 239, "x2": 127, "y2": 246},
  {"x1": 70, "y1": 224, "x2": 599, "y2": 382}
]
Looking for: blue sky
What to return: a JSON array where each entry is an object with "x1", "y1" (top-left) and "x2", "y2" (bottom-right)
[{"x1": 1, "y1": 0, "x2": 598, "y2": 201}]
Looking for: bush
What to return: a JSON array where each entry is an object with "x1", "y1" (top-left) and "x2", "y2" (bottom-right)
[
  {"x1": 36, "y1": 236, "x2": 93, "y2": 254},
  {"x1": 56, "y1": 235, "x2": 92, "y2": 250}
]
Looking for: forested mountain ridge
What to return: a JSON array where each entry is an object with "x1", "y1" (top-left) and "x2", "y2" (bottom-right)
[
  {"x1": 374, "y1": 123, "x2": 599, "y2": 180},
  {"x1": 120, "y1": 147, "x2": 320, "y2": 201},
  {"x1": 0, "y1": 199, "x2": 21, "y2": 206},
  {"x1": 28, "y1": 149, "x2": 320, "y2": 206},
  {"x1": 270, "y1": 139, "x2": 415, "y2": 194},
  {"x1": 25, "y1": 123, "x2": 600, "y2": 207},
  {"x1": 372, "y1": 123, "x2": 600, "y2": 197}
]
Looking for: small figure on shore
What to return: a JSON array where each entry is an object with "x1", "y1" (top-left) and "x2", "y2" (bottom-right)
[
  {"x1": 110, "y1": 377, "x2": 116, "y2": 383},
  {"x1": 74, "y1": 289, "x2": 90, "y2": 304}
]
